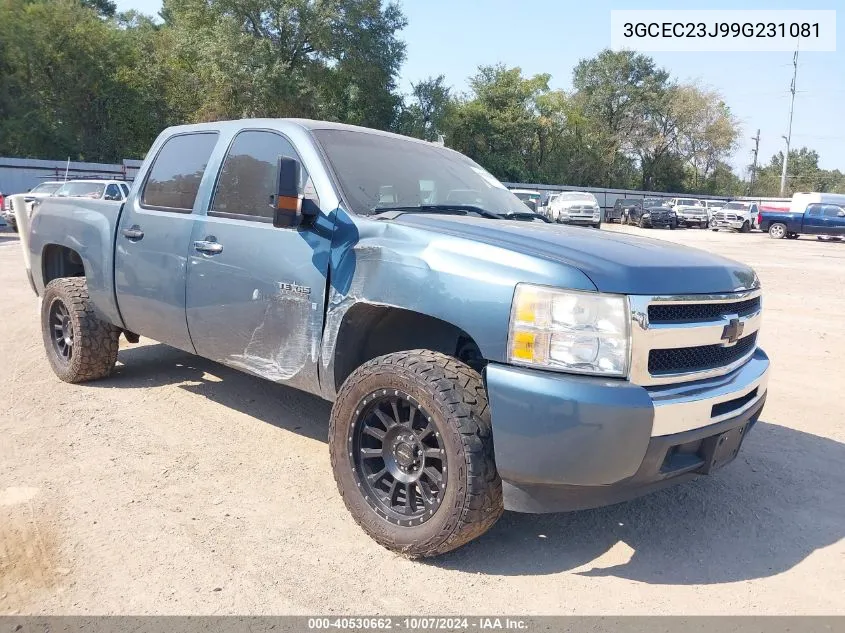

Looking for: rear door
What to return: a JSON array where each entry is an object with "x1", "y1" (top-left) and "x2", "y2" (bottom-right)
[
  {"x1": 185, "y1": 129, "x2": 333, "y2": 392},
  {"x1": 114, "y1": 131, "x2": 219, "y2": 351}
]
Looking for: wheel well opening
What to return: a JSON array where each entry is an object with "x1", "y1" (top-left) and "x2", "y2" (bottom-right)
[
  {"x1": 332, "y1": 304, "x2": 485, "y2": 392},
  {"x1": 43, "y1": 245, "x2": 84, "y2": 286}
]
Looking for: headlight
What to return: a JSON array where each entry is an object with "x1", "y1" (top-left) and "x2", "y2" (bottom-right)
[{"x1": 508, "y1": 284, "x2": 630, "y2": 377}]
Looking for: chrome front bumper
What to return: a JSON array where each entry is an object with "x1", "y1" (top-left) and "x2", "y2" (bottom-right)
[{"x1": 648, "y1": 349, "x2": 769, "y2": 436}]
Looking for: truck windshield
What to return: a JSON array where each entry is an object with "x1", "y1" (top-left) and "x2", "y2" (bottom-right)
[
  {"x1": 55, "y1": 182, "x2": 105, "y2": 199},
  {"x1": 723, "y1": 202, "x2": 749, "y2": 210},
  {"x1": 559, "y1": 192, "x2": 596, "y2": 202},
  {"x1": 312, "y1": 129, "x2": 529, "y2": 217},
  {"x1": 30, "y1": 182, "x2": 63, "y2": 195}
]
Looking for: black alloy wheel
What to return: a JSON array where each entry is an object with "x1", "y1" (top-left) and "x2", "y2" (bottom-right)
[
  {"x1": 350, "y1": 390, "x2": 446, "y2": 526},
  {"x1": 49, "y1": 298, "x2": 74, "y2": 364}
]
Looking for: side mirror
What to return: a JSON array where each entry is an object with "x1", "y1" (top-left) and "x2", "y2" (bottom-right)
[
  {"x1": 838, "y1": 210, "x2": 845, "y2": 217},
  {"x1": 273, "y1": 156, "x2": 303, "y2": 228}
]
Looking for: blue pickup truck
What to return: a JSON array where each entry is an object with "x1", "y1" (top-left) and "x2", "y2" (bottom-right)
[
  {"x1": 759, "y1": 194, "x2": 845, "y2": 239},
  {"x1": 25, "y1": 119, "x2": 770, "y2": 557}
]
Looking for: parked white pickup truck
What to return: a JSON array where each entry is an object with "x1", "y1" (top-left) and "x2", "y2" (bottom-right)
[
  {"x1": 711, "y1": 201, "x2": 760, "y2": 233},
  {"x1": 666, "y1": 197, "x2": 708, "y2": 228}
]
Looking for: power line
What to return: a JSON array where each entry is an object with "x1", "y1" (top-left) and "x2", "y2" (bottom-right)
[{"x1": 748, "y1": 129, "x2": 760, "y2": 195}]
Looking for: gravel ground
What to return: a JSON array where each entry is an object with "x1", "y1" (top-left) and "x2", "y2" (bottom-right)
[{"x1": 1, "y1": 224, "x2": 843, "y2": 615}]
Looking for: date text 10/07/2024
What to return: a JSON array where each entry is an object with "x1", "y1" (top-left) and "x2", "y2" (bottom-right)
[{"x1": 307, "y1": 617, "x2": 529, "y2": 630}]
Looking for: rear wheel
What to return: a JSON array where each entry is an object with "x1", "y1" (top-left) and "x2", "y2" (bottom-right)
[
  {"x1": 329, "y1": 350, "x2": 503, "y2": 558},
  {"x1": 769, "y1": 223, "x2": 787, "y2": 239},
  {"x1": 41, "y1": 278, "x2": 120, "y2": 383}
]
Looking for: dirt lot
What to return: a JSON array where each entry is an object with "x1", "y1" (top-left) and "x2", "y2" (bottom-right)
[{"x1": 1, "y1": 224, "x2": 843, "y2": 615}]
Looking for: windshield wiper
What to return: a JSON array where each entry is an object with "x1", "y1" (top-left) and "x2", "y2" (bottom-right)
[
  {"x1": 372, "y1": 204, "x2": 502, "y2": 220},
  {"x1": 500, "y1": 211, "x2": 551, "y2": 223}
]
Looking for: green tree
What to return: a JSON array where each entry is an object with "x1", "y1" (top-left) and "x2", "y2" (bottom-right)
[
  {"x1": 571, "y1": 49, "x2": 671, "y2": 187},
  {"x1": 0, "y1": 0, "x2": 158, "y2": 161},
  {"x1": 672, "y1": 85, "x2": 738, "y2": 190},
  {"x1": 446, "y1": 65, "x2": 554, "y2": 182},
  {"x1": 395, "y1": 75, "x2": 453, "y2": 141},
  {"x1": 162, "y1": 0, "x2": 406, "y2": 127},
  {"x1": 755, "y1": 148, "x2": 845, "y2": 196}
]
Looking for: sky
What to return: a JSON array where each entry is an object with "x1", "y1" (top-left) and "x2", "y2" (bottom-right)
[{"x1": 115, "y1": 0, "x2": 845, "y2": 174}]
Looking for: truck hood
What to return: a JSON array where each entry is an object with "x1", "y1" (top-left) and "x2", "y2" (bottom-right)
[{"x1": 389, "y1": 214, "x2": 758, "y2": 295}]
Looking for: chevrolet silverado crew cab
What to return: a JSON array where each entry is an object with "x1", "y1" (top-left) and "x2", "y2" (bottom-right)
[{"x1": 25, "y1": 119, "x2": 770, "y2": 557}]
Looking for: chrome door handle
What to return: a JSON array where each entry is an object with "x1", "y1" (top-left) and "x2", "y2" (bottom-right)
[
  {"x1": 121, "y1": 226, "x2": 144, "y2": 240},
  {"x1": 194, "y1": 240, "x2": 223, "y2": 254}
]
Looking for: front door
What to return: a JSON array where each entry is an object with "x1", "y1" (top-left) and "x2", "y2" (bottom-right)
[
  {"x1": 803, "y1": 204, "x2": 826, "y2": 235},
  {"x1": 185, "y1": 129, "x2": 334, "y2": 394},
  {"x1": 823, "y1": 204, "x2": 845, "y2": 236},
  {"x1": 114, "y1": 131, "x2": 220, "y2": 351}
]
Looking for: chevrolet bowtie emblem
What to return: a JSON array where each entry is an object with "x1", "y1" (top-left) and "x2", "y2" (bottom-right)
[{"x1": 721, "y1": 317, "x2": 744, "y2": 345}]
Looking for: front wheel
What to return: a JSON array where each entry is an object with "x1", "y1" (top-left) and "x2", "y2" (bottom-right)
[
  {"x1": 769, "y1": 223, "x2": 787, "y2": 239},
  {"x1": 740, "y1": 220, "x2": 751, "y2": 233},
  {"x1": 329, "y1": 350, "x2": 503, "y2": 558},
  {"x1": 41, "y1": 277, "x2": 121, "y2": 383}
]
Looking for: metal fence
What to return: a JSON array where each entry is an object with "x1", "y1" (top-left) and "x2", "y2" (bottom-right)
[
  {"x1": 0, "y1": 155, "x2": 790, "y2": 214},
  {"x1": 0, "y1": 157, "x2": 143, "y2": 195},
  {"x1": 503, "y1": 181, "x2": 790, "y2": 216}
]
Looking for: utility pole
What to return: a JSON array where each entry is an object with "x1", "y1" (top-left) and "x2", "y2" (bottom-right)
[
  {"x1": 748, "y1": 129, "x2": 760, "y2": 195},
  {"x1": 779, "y1": 49, "x2": 799, "y2": 196}
]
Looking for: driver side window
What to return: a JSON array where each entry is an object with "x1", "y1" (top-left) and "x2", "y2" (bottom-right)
[{"x1": 211, "y1": 130, "x2": 317, "y2": 221}]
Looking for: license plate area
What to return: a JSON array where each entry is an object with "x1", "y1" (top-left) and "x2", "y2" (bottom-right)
[{"x1": 699, "y1": 425, "x2": 748, "y2": 473}]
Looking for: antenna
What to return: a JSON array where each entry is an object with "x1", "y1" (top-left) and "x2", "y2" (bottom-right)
[{"x1": 779, "y1": 49, "x2": 799, "y2": 196}]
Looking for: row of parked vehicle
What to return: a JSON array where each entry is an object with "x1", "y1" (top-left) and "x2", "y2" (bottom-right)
[
  {"x1": 2, "y1": 178, "x2": 131, "y2": 232},
  {"x1": 510, "y1": 188, "x2": 845, "y2": 241}
]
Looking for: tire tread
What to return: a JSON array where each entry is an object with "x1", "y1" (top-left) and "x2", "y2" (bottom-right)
[
  {"x1": 329, "y1": 350, "x2": 503, "y2": 557},
  {"x1": 42, "y1": 277, "x2": 120, "y2": 383}
]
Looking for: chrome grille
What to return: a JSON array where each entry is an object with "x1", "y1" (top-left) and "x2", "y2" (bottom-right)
[
  {"x1": 649, "y1": 333, "x2": 757, "y2": 375},
  {"x1": 629, "y1": 289, "x2": 762, "y2": 386},
  {"x1": 648, "y1": 297, "x2": 761, "y2": 323}
]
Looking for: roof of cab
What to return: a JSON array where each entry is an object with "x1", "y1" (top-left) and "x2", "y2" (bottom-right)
[{"x1": 161, "y1": 118, "x2": 447, "y2": 149}]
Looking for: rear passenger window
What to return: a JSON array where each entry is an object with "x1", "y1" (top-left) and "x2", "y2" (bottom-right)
[
  {"x1": 806, "y1": 204, "x2": 823, "y2": 216},
  {"x1": 211, "y1": 130, "x2": 316, "y2": 221},
  {"x1": 142, "y1": 132, "x2": 218, "y2": 212},
  {"x1": 105, "y1": 184, "x2": 121, "y2": 200}
]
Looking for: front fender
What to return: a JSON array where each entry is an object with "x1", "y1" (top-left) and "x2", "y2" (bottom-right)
[{"x1": 317, "y1": 209, "x2": 597, "y2": 399}]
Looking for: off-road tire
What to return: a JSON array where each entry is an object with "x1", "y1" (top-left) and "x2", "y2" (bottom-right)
[
  {"x1": 41, "y1": 277, "x2": 120, "y2": 383},
  {"x1": 329, "y1": 350, "x2": 503, "y2": 558}
]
